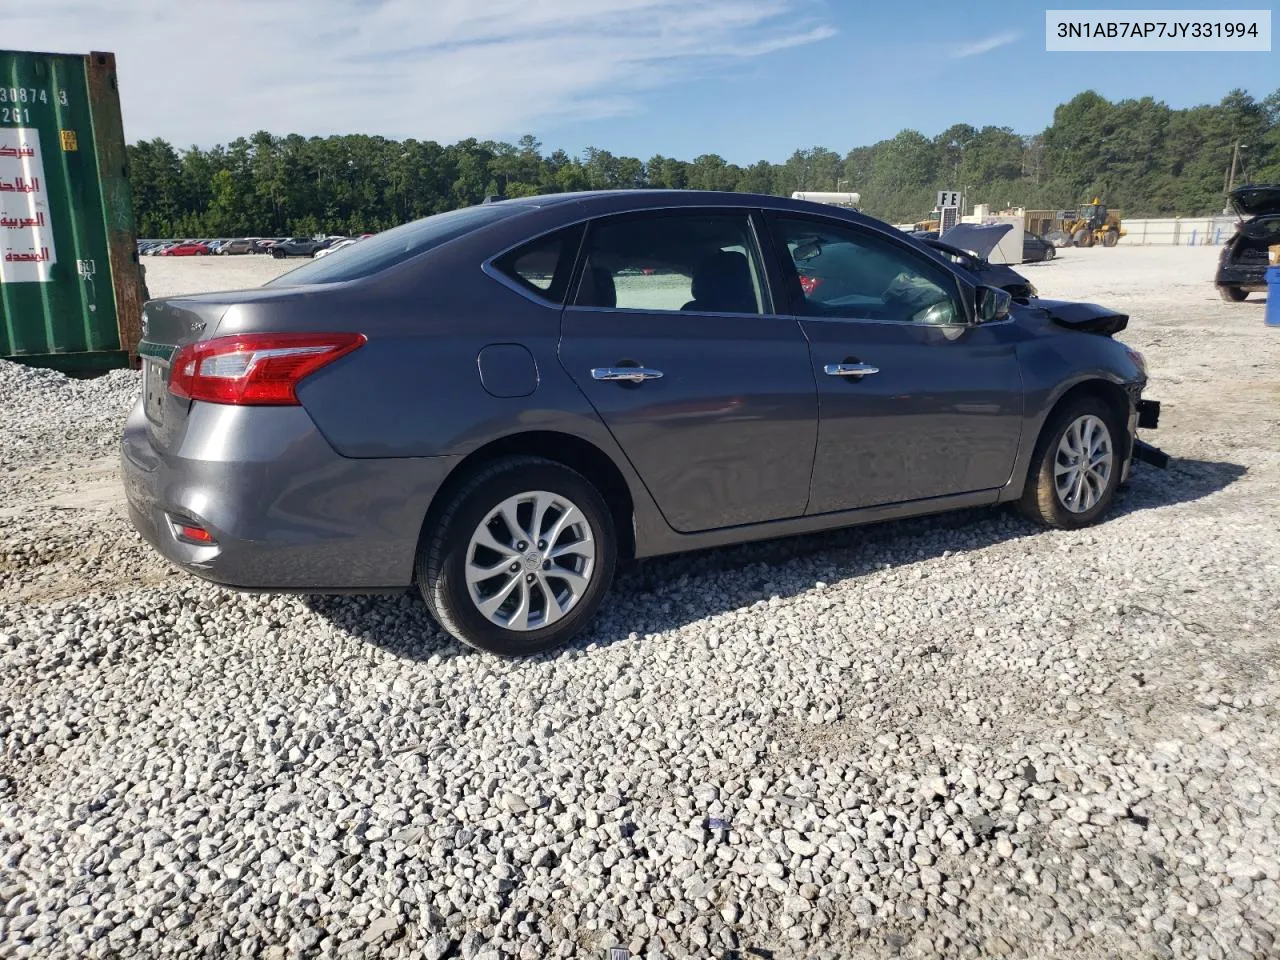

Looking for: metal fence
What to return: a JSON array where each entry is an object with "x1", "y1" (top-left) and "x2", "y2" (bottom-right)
[{"x1": 1117, "y1": 216, "x2": 1239, "y2": 246}]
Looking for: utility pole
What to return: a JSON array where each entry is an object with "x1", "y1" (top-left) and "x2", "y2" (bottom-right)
[{"x1": 1225, "y1": 143, "x2": 1247, "y2": 203}]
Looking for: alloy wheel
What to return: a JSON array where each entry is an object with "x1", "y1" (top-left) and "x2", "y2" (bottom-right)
[
  {"x1": 464, "y1": 490, "x2": 596, "y2": 631},
  {"x1": 1054, "y1": 414, "x2": 1113, "y2": 513}
]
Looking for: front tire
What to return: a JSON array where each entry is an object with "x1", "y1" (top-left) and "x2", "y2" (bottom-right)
[
  {"x1": 416, "y1": 457, "x2": 617, "y2": 656},
  {"x1": 1019, "y1": 397, "x2": 1123, "y2": 530},
  {"x1": 1072, "y1": 228, "x2": 1092, "y2": 248},
  {"x1": 1218, "y1": 285, "x2": 1248, "y2": 302}
]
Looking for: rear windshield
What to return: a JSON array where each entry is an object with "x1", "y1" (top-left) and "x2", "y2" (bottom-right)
[{"x1": 265, "y1": 204, "x2": 528, "y2": 285}]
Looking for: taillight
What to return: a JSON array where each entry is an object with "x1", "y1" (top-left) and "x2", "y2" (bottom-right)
[
  {"x1": 168, "y1": 332, "x2": 366, "y2": 406},
  {"x1": 799, "y1": 275, "x2": 823, "y2": 296}
]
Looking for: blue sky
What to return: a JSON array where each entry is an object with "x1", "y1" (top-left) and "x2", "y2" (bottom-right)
[
  {"x1": 557, "y1": 0, "x2": 1279, "y2": 162},
  {"x1": 13, "y1": 0, "x2": 1278, "y2": 162}
]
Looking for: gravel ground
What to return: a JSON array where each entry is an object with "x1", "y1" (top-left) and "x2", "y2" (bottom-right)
[{"x1": 3, "y1": 246, "x2": 1279, "y2": 959}]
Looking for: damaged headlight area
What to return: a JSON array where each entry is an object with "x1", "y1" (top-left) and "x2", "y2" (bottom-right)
[{"x1": 1125, "y1": 346, "x2": 1148, "y2": 377}]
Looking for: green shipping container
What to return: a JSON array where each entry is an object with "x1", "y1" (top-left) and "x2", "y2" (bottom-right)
[{"x1": 0, "y1": 49, "x2": 143, "y2": 372}]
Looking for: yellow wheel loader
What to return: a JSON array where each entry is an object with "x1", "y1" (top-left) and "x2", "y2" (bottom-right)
[{"x1": 1063, "y1": 199, "x2": 1125, "y2": 248}]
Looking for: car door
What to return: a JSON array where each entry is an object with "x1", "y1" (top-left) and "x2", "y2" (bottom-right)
[
  {"x1": 558, "y1": 209, "x2": 818, "y2": 533},
  {"x1": 765, "y1": 212, "x2": 1024, "y2": 515}
]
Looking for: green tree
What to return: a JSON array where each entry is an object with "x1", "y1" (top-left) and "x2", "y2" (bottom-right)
[{"x1": 126, "y1": 86, "x2": 1280, "y2": 236}]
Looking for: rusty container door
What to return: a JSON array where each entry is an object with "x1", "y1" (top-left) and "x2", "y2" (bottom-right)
[{"x1": 0, "y1": 49, "x2": 142, "y2": 371}]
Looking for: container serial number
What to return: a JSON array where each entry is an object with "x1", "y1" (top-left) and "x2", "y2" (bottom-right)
[{"x1": 0, "y1": 88, "x2": 69, "y2": 106}]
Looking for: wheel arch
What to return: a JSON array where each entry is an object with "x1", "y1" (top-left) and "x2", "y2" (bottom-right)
[
  {"x1": 1004, "y1": 375, "x2": 1135, "y2": 503},
  {"x1": 419, "y1": 431, "x2": 637, "y2": 562},
  {"x1": 1040, "y1": 377, "x2": 1134, "y2": 460}
]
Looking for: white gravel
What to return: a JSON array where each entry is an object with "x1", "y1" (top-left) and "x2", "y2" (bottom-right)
[{"x1": 3, "y1": 246, "x2": 1280, "y2": 959}]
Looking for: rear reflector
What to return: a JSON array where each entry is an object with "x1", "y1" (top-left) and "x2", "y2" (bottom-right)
[
  {"x1": 174, "y1": 521, "x2": 216, "y2": 545},
  {"x1": 168, "y1": 332, "x2": 366, "y2": 406}
]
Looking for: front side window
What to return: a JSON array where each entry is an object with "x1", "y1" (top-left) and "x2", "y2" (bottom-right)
[
  {"x1": 574, "y1": 212, "x2": 767, "y2": 315},
  {"x1": 772, "y1": 216, "x2": 961, "y2": 325}
]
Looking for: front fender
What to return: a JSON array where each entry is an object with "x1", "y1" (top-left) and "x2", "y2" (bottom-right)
[{"x1": 1001, "y1": 335, "x2": 1145, "y2": 501}]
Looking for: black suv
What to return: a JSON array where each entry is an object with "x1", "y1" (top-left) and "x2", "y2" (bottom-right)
[{"x1": 1216, "y1": 185, "x2": 1280, "y2": 302}]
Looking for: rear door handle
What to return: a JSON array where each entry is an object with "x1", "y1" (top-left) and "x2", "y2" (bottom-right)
[
  {"x1": 591, "y1": 367, "x2": 664, "y2": 383},
  {"x1": 824, "y1": 363, "x2": 879, "y2": 378}
]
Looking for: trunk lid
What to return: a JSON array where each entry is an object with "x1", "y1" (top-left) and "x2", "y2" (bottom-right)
[
  {"x1": 138, "y1": 297, "x2": 231, "y2": 450},
  {"x1": 137, "y1": 283, "x2": 366, "y2": 451},
  {"x1": 1228, "y1": 185, "x2": 1280, "y2": 219},
  {"x1": 138, "y1": 288, "x2": 313, "y2": 448}
]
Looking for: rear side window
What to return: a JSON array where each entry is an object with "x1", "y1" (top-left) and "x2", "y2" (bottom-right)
[
  {"x1": 573, "y1": 212, "x2": 767, "y2": 315},
  {"x1": 490, "y1": 225, "x2": 584, "y2": 304},
  {"x1": 265, "y1": 204, "x2": 528, "y2": 286}
]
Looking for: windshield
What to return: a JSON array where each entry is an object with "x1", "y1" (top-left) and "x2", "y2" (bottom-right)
[{"x1": 265, "y1": 204, "x2": 529, "y2": 285}]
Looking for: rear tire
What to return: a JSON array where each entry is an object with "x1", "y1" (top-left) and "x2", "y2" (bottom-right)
[
  {"x1": 1102, "y1": 229, "x2": 1119, "y2": 248},
  {"x1": 1218, "y1": 285, "x2": 1248, "y2": 302},
  {"x1": 1019, "y1": 396, "x2": 1123, "y2": 530},
  {"x1": 416, "y1": 457, "x2": 617, "y2": 656}
]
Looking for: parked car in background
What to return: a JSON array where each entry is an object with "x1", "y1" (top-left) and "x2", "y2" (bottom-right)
[
  {"x1": 252, "y1": 238, "x2": 289, "y2": 255},
  {"x1": 160, "y1": 241, "x2": 212, "y2": 257},
  {"x1": 1022, "y1": 231, "x2": 1057, "y2": 262},
  {"x1": 1216, "y1": 184, "x2": 1280, "y2": 302},
  {"x1": 270, "y1": 237, "x2": 333, "y2": 258},
  {"x1": 123, "y1": 190, "x2": 1162, "y2": 657},
  {"x1": 218, "y1": 238, "x2": 257, "y2": 255}
]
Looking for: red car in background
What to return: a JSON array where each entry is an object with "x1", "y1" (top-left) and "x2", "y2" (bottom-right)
[{"x1": 160, "y1": 242, "x2": 212, "y2": 257}]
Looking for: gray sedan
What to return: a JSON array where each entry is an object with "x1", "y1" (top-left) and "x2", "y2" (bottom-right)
[{"x1": 122, "y1": 191, "x2": 1161, "y2": 655}]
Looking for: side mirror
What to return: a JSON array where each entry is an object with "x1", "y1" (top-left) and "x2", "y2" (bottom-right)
[{"x1": 976, "y1": 286, "x2": 1012, "y2": 323}]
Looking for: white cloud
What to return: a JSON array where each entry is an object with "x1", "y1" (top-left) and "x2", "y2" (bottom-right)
[
  {"x1": 949, "y1": 31, "x2": 1021, "y2": 59},
  {"x1": 9, "y1": 0, "x2": 835, "y2": 146}
]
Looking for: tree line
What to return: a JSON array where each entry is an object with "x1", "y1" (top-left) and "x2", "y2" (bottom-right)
[{"x1": 127, "y1": 88, "x2": 1280, "y2": 239}]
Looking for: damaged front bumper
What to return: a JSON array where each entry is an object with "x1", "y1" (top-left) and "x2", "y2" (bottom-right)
[
  {"x1": 1125, "y1": 396, "x2": 1169, "y2": 480},
  {"x1": 1134, "y1": 399, "x2": 1169, "y2": 466}
]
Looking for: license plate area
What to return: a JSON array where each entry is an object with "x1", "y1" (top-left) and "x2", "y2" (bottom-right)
[{"x1": 143, "y1": 358, "x2": 169, "y2": 424}]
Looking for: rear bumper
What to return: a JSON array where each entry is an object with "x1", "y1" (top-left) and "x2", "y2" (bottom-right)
[
  {"x1": 120, "y1": 399, "x2": 459, "y2": 591},
  {"x1": 1216, "y1": 264, "x2": 1268, "y2": 291}
]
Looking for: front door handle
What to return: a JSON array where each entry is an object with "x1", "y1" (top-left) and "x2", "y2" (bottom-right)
[
  {"x1": 824, "y1": 362, "x2": 879, "y2": 378},
  {"x1": 591, "y1": 367, "x2": 664, "y2": 383}
]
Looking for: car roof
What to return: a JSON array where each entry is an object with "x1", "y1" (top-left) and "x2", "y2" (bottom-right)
[{"x1": 493, "y1": 189, "x2": 896, "y2": 234}]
